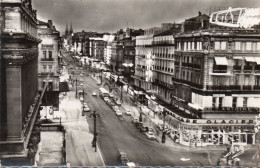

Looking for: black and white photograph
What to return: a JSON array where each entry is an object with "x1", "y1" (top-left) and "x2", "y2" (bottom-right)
[{"x1": 0, "y1": 0, "x2": 260, "y2": 167}]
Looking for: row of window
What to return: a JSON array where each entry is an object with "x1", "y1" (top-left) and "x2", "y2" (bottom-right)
[
  {"x1": 154, "y1": 66, "x2": 174, "y2": 73},
  {"x1": 42, "y1": 65, "x2": 53, "y2": 73},
  {"x1": 43, "y1": 51, "x2": 53, "y2": 60},
  {"x1": 174, "y1": 69, "x2": 202, "y2": 85},
  {"x1": 176, "y1": 41, "x2": 260, "y2": 51},
  {"x1": 153, "y1": 53, "x2": 174, "y2": 59},
  {"x1": 211, "y1": 76, "x2": 260, "y2": 86},
  {"x1": 212, "y1": 97, "x2": 248, "y2": 109}
]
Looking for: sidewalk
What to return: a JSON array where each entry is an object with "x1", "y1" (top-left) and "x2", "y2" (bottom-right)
[{"x1": 39, "y1": 67, "x2": 104, "y2": 166}]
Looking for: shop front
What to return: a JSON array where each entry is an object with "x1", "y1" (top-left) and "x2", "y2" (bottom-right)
[
  {"x1": 179, "y1": 121, "x2": 256, "y2": 147},
  {"x1": 161, "y1": 109, "x2": 256, "y2": 147}
]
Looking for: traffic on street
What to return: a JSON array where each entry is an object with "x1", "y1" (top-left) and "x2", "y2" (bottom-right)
[{"x1": 61, "y1": 50, "x2": 225, "y2": 166}]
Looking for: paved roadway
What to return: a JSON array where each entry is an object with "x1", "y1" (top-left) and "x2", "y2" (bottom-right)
[
  {"x1": 79, "y1": 73, "x2": 222, "y2": 166},
  {"x1": 61, "y1": 51, "x2": 223, "y2": 166}
]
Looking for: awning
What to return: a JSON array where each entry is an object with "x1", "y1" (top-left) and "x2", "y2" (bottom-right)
[
  {"x1": 59, "y1": 82, "x2": 70, "y2": 92},
  {"x1": 245, "y1": 57, "x2": 256, "y2": 62},
  {"x1": 233, "y1": 56, "x2": 243, "y2": 59},
  {"x1": 214, "y1": 57, "x2": 228, "y2": 65},
  {"x1": 255, "y1": 57, "x2": 260, "y2": 65}
]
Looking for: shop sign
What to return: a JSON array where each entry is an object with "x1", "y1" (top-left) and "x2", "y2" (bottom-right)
[
  {"x1": 202, "y1": 125, "x2": 255, "y2": 130},
  {"x1": 206, "y1": 119, "x2": 254, "y2": 124}
]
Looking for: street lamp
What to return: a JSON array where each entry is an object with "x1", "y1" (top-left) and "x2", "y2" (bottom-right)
[
  {"x1": 89, "y1": 111, "x2": 100, "y2": 152},
  {"x1": 75, "y1": 78, "x2": 78, "y2": 98},
  {"x1": 161, "y1": 108, "x2": 169, "y2": 143},
  {"x1": 100, "y1": 69, "x2": 103, "y2": 84}
]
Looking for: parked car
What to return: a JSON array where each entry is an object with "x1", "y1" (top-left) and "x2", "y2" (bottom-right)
[
  {"x1": 139, "y1": 126, "x2": 149, "y2": 134},
  {"x1": 131, "y1": 117, "x2": 139, "y2": 124},
  {"x1": 145, "y1": 131, "x2": 156, "y2": 140},
  {"x1": 116, "y1": 100, "x2": 121, "y2": 106},
  {"x1": 125, "y1": 110, "x2": 131, "y2": 116},
  {"x1": 103, "y1": 97, "x2": 110, "y2": 102},
  {"x1": 157, "y1": 124, "x2": 164, "y2": 131},
  {"x1": 92, "y1": 91, "x2": 97, "y2": 96},
  {"x1": 83, "y1": 104, "x2": 90, "y2": 112},
  {"x1": 126, "y1": 162, "x2": 136, "y2": 167},
  {"x1": 117, "y1": 151, "x2": 129, "y2": 165},
  {"x1": 109, "y1": 93, "x2": 114, "y2": 98},
  {"x1": 116, "y1": 110, "x2": 123, "y2": 116},
  {"x1": 113, "y1": 106, "x2": 120, "y2": 112},
  {"x1": 97, "y1": 81, "x2": 101, "y2": 85}
]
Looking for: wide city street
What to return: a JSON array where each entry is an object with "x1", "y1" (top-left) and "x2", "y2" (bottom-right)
[{"x1": 62, "y1": 52, "x2": 224, "y2": 166}]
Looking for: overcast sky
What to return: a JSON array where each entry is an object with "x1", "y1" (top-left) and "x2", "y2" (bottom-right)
[{"x1": 32, "y1": 0, "x2": 260, "y2": 34}]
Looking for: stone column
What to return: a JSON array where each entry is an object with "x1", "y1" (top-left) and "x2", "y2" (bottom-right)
[{"x1": 6, "y1": 66, "x2": 23, "y2": 140}]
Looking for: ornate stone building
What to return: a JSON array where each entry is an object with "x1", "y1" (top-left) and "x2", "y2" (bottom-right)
[{"x1": 0, "y1": 0, "x2": 42, "y2": 159}]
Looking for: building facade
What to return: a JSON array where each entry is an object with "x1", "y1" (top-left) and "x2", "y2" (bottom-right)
[
  {"x1": 170, "y1": 27, "x2": 260, "y2": 146},
  {"x1": 0, "y1": 0, "x2": 42, "y2": 158},
  {"x1": 37, "y1": 20, "x2": 60, "y2": 109},
  {"x1": 89, "y1": 37, "x2": 107, "y2": 62},
  {"x1": 134, "y1": 27, "x2": 164, "y2": 91},
  {"x1": 152, "y1": 26, "x2": 181, "y2": 104},
  {"x1": 111, "y1": 41, "x2": 124, "y2": 75}
]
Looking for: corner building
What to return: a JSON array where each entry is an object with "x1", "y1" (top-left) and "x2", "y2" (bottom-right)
[{"x1": 171, "y1": 28, "x2": 260, "y2": 146}]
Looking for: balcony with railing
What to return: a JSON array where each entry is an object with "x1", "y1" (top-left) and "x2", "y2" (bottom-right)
[
  {"x1": 42, "y1": 44, "x2": 54, "y2": 48},
  {"x1": 41, "y1": 58, "x2": 54, "y2": 61},
  {"x1": 213, "y1": 65, "x2": 227, "y2": 73},
  {"x1": 172, "y1": 77, "x2": 203, "y2": 89},
  {"x1": 39, "y1": 72, "x2": 54, "y2": 76},
  {"x1": 244, "y1": 66, "x2": 252, "y2": 72},
  {"x1": 206, "y1": 85, "x2": 260, "y2": 91},
  {"x1": 152, "y1": 41, "x2": 174, "y2": 46},
  {"x1": 233, "y1": 65, "x2": 241, "y2": 71}
]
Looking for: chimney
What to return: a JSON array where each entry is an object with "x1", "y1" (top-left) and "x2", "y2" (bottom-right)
[
  {"x1": 199, "y1": 11, "x2": 202, "y2": 16},
  {"x1": 48, "y1": 20, "x2": 53, "y2": 29}
]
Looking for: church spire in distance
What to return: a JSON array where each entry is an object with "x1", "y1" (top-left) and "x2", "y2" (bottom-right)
[
  {"x1": 65, "y1": 21, "x2": 68, "y2": 36},
  {"x1": 70, "y1": 21, "x2": 73, "y2": 35}
]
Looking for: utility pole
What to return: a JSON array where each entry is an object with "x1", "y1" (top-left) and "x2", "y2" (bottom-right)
[
  {"x1": 120, "y1": 85, "x2": 123, "y2": 102},
  {"x1": 161, "y1": 108, "x2": 169, "y2": 143},
  {"x1": 100, "y1": 70, "x2": 102, "y2": 84},
  {"x1": 75, "y1": 78, "x2": 78, "y2": 98},
  {"x1": 90, "y1": 111, "x2": 100, "y2": 152}
]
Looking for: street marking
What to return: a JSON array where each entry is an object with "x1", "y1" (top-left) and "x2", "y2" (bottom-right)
[
  {"x1": 97, "y1": 143, "x2": 106, "y2": 166},
  {"x1": 180, "y1": 158, "x2": 190, "y2": 161}
]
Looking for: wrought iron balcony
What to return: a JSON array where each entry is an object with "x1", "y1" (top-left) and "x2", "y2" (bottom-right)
[
  {"x1": 39, "y1": 72, "x2": 54, "y2": 75},
  {"x1": 42, "y1": 44, "x2": 54, "y2": 48},
  {"x1": 172, "y1": 77, "x2": 203, "y2": 89},
  {"x1": 41, "y1": 58, "x2": 54, "y2": 61},
  {"x1": 206, "y1": 85, "x2": 260, "y2": 91}
]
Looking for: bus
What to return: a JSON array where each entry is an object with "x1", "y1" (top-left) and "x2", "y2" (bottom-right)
[{"x1": 99, "y1": 87, "x2": 109, "y2": 98}]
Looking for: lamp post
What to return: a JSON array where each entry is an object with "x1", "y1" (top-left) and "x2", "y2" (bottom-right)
[
  {"x1": 75, "y1": 78, "x2": 78, "y2": 98},
  {"x1": 90, "y1": 111, "x2": 100, "y2": 152},
  {"x1": 161, "y1": 108, "x2": 169, "y2": 143},
  {"x1": 100, "y1": 69, "x2": 103, "y2": 84}
]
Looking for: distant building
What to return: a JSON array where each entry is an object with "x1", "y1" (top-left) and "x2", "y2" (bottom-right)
[
  {"x1": 133, "y1": 27, "x2": 167, "y2": 92},
  {"x1": 103, "y1": 34, "x2": 115, "y2": 67},
  {"x1": 0, "y1": 0, "x2": 42, "y2": 160},
  {"x1": 182, "y1": 12, "x2": 210, "y2": 32},
  {"x1": 37, "y1": 20, "x2": 61, "y2": 109},
  {"x1": 89, "y1": 37, "x2": 107, "y2": 62},
  {"x1": 152, "y1": 25, "x2": 181, "y2": 104}
]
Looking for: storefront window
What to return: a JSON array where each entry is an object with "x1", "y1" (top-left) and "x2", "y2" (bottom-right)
[
  {"x1": 240, "y1": 134, "x2": 246, "y2": 143},
  {"x1": 234, "y1": 134, "x2": 239, "y2": 142}
]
